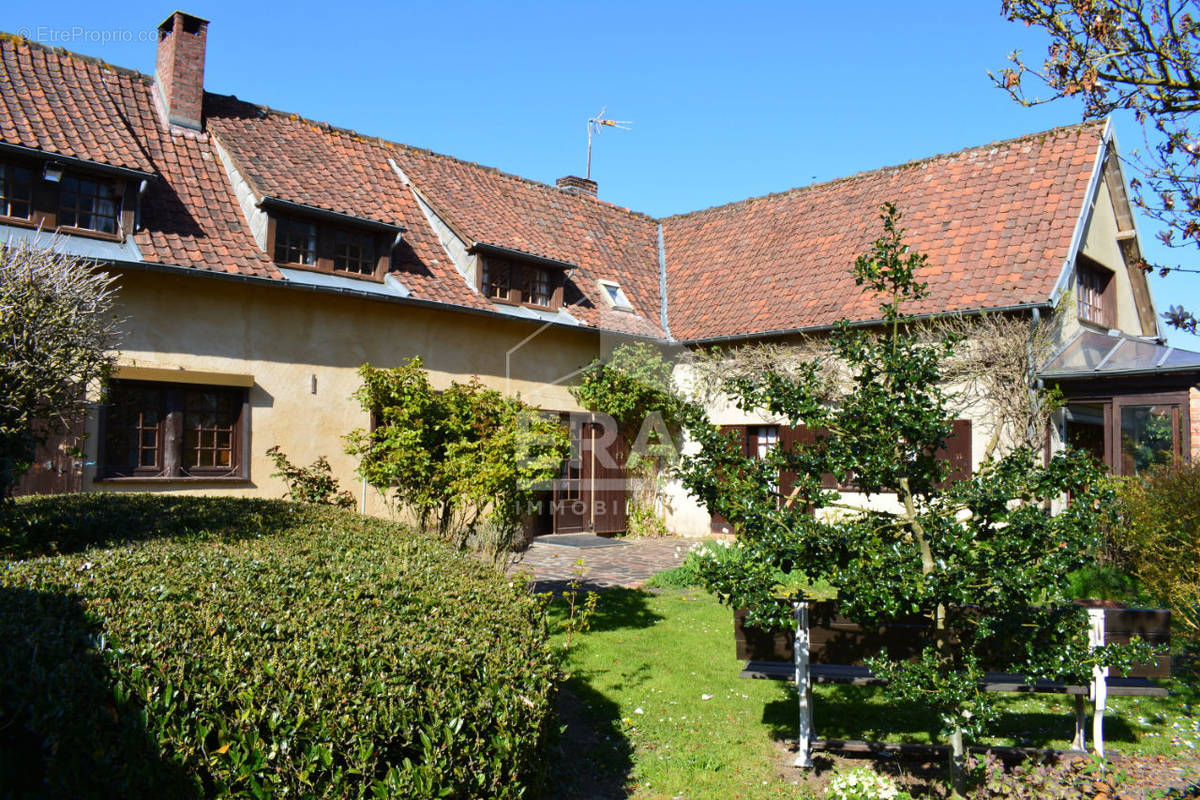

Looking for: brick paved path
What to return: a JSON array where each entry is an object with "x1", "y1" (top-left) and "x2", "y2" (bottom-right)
[{"x1": 507, "y1": 535, "x2": 699, "y2": 592}]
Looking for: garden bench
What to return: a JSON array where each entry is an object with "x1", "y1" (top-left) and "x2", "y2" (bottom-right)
[{"x1": 734, "y1": 602, "x2": 1171, "y2": 767}]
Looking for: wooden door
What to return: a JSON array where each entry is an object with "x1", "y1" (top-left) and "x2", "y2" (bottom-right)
[{"x1": 552, "y1": 415, "x2": 628, "y2": 534}]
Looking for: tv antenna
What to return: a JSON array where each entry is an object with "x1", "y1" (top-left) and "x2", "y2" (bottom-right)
[{"x1": 586, "y1": 107, "x2": 632, "y2": 180}]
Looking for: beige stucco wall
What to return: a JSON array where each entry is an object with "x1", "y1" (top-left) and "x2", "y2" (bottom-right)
[
  {"x1": 662, "y1": 351, "x2": 1007, "y2": 538},
  {"x1": 84, "y1": 267, "x2": 604, "y2": 517}
]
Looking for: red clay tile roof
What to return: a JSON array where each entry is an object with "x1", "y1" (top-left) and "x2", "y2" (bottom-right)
[
  {"x1": 0, "y1": 36, "x2": 153, "y2": 173},
  {"x1": 0, "y1": 36, "x2": 277, "y2": 278},
  {"x1": 0, "y1": 35, "x2": 1109, "y2": 343},
  {"x1": 661, "y1": 123, "x2": 1106, "y2": 341},
  {"x1": 204, "y1": 95, "x2": 663, "y2": 336}
]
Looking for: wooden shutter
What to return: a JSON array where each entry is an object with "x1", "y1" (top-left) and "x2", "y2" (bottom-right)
[
  {"x1": 934, "y1": 419, "x2": 973, "y2": 488},
  {"x1": 710, "y1": 424, "x2": 747, "y2": 533},
  {"x1": 778, "y1": 425, "x2": 801, "y2": 503}
]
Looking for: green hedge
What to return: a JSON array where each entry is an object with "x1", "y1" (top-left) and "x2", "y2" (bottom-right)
[{"x1": 0, "y1": 495, "x2": 557, "y2": 799}]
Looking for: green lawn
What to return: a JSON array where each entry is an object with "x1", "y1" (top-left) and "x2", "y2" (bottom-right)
[{"x1": 545, "y1": 587, "x2": 1199, "y2": 800}]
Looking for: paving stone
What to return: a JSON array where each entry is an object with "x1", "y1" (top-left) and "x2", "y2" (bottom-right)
[{"x1": 507, "y1": 537, "x2": 700, "y2": 593}]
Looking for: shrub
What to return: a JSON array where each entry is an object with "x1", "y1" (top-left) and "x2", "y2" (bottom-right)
[
  {"x1": 0, "y1": 241, "x2": 120, "y2": 498},
  {"x1": 676, "y1": 205, "x2": 1116, "y2": 794},
  {"x1": 266, "y1": 445, "x2": 355, "y2": 508},
  {"x1": 1116, "y1": 463, "x2": 1200, "y2": 638},
  {"x1": 644, "y1": 542, "x2": 712, "y2": 588},
  {"x1": 0, "y1": 495, "x2": 557, "y2": 799},
  {"x1": 346, "y1": 358, "x2": 567, "y2": 562},
  {"x1": 1062, "y1": 564, "x2": 1144, "y2": 605}
]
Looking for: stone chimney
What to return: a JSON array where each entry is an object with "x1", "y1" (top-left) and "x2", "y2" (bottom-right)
[
  {"x1": 556, "y1": 175, "x2": 598, "y2": 197},
  {"x1": 155, "y1": 11, "x2": 209, "y2": 130}
]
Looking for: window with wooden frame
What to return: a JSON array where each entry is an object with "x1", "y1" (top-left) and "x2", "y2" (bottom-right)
[
  {"x1": 525, "y1": 265, "x2": 553, "y2": 307},
  {"x1": 0, "y1": 162, "x2": 33, "y2": 220},
  {"x1": 274, "y1": 217, "x2": 317, "y2": 266},
  {"x1": 1077, "y1": 257, "x2": 1115, "y2": 328},
  {"x1": 58, "y1": 174, "x2": 118, "y2": 234},
  {"x1": 481, "y1": 259, "x2": 512, "y2": 301},
  {"x1": 99, "y1": 380, "x2": 249, "y2": 480},
  {"x1": 269, "y1": 215, "x2": 391, "y2": 281},
  {"x1": 333, "y1": 228, "x2": 377, "y2": 276},
  {"x1": 478, "y1": 256, "x2": 562, "y2": 309},
  {"x1": 0, "y1": 158, "x2": 133, "y2": 239}
]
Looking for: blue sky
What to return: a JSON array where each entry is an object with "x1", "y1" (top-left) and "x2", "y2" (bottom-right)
[{"x1": 11, "y1": 0, "x2": 1200, "y2": 347}]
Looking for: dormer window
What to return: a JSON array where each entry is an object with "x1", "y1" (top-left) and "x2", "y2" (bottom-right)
[
  {"x1": 260, "y1": 198, "x2": 400, "y2": 283},
  {"x1": 0, "y1": 156, "x2": 137, "y2": 240},
  {"x1": 479, "y1": 256, "x2": 561, "y2": 309},
  {"x1": 268, "y1": 215, "x2": 393, "y2": 281}
]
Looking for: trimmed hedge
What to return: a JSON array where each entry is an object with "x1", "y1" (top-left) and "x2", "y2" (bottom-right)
[{"x1": 1, "y1": 495, "x2": 557, "y2": 799}]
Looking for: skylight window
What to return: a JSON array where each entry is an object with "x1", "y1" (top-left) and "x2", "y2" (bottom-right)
[{"x1": 598, "y1": 279, "x2": 633, "y2": 311}]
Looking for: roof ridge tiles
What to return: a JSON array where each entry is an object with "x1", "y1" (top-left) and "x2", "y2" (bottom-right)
[
  {"x1": 0, "y1": 32, "x2": 153, "y2": 84},
  {"x1": 659, "y1": 120, "x2": 1106, "y2": 222}
]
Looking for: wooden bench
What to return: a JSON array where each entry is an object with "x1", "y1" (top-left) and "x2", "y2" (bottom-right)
[{"x1": 734, "y1": 602, "x2": 1171, "y2": 767}]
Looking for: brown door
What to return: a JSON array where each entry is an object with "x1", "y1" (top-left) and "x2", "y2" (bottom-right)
[{"x1": 552, "y1": 415, "x2": 627, "y2": 534}]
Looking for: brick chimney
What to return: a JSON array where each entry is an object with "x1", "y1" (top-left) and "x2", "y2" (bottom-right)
[
  {"x1": 556, "y1": 175, "x2": 598, "y2": 197},
  {"x1": 155, "y1": 11, "x2": 209, "y2": 130}
]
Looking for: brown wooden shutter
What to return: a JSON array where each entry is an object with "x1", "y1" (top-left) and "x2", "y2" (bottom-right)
[
  {"x1": 778, "y1": 425, "x2": 800, "y2": 504},
  {"x1": 934, "y1": 419, "x2": 973, "y2": 488},
  {"x1": 1100, "y1": 265, "x2": 1117, "y2": 329},
  {"x1": 710, "y1": 424, "x2": 748, "y2": 533}
]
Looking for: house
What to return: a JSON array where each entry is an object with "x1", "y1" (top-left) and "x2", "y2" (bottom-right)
[{"x1": 3, "y1": 12, "x2": 1197, "y2": 537}]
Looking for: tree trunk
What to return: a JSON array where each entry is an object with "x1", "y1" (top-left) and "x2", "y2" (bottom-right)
[{"x1": 949, "y1": 723, "x2": 967, "y2": 797}]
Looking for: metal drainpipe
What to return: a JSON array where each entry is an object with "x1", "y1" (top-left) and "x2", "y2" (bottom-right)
[{"x1": 1027, "y1": 307, "x2": 1042, "y2": 446}]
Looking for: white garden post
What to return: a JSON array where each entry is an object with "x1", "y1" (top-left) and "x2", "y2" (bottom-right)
[
  {"x1": 1087, "y1": 608, "x2": 1108, "y2": 758},
  {"x1": 793, "y1": 600, "x2": 814, "y2": 768}
]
